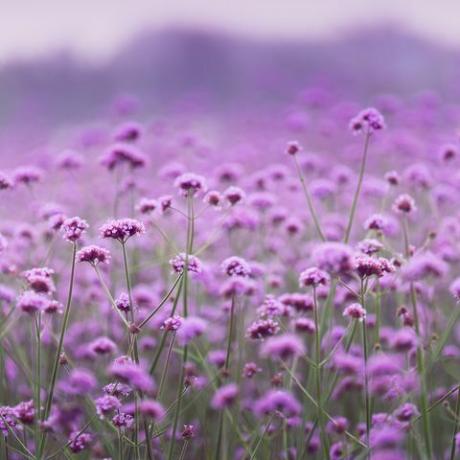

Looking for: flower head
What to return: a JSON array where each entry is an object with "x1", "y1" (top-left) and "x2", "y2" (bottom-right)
[
  {"x1": 349, "y1": 108, "x2": 385, "y2": 134},
  {"x1": 77, "y1": 245, "x2": 111, "y2": 265},
  {"x1": 100, "y1": 218, "x2": 145, "y2": 243},
  {"x1": 61, "y1": 216, "x2": 89, "y2": 242}
]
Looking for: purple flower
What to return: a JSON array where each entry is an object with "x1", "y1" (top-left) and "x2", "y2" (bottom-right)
[
  {"x1": 17, "y1": 291, "x2": 49, "y2": 315},
  {"x1": 246, "y1": 318, "x2": 280, "y2": 340},
  {"x1": 13, "y1": 166, "x2": 43, "y2": 186},
  {"x1": 139, "y1": 399, "x2": 166, "y2": 421},
  {"x1": 211, "y1": 383, "x2": 239, "y2": 410},
  {"x1": 0, "y1": 172, "x2": 13, "y2": 190},
  {"x1": 136, "y1": 197, "x2": 158, "y2": 214},
  {"x1": 61, "y1": 216, "x2": 89, "y2": 242},
  {"x1": 223, "y1": 186, "x2": 246, "y2": 205},
  {"x1": 221, "y1": 256, "x2": 251, "y2": 278},
  {"x1": 109, "y1": 360, "x2": 155, "y2": 393},
  {"x1": 77, "y1": 245, "x2": 111, "y2": 265},
  {"x1": 115, "y1": 293, "x2": 131, "y2": 312},
  {"x1": 312, "y1": 242, "x2": 354, "y2": 276},
  {"x1": 61, "y1": 368, "x2": 97, "y2": 396},
  {"x1": 174, "y1": 172, "x2": 207, "y2": 196},
  {"x1": 254, "y1": 390, "x2": 301, "y2": 417},
  {"x1": 95, "y1": 395, "x2": 121, "y2": 418},
  {"x1": 242, "y1": 362, "x2": 262, "y2": 379},
  {"x1": 100, "y1": 143, "x2": 147, "y2": 170},
  {"x1": 392, "y1": 194, "x2": 416, "y2": 214},
  {"x1": 286, "y1": 140, "x2": 302, "y2": 156},
  {"x1": 299, "y1": 267, "x2": 329, "y2": 287},
  {"x1": 170, "y1": 253, "x2": 203, "y2": 274},
  {"x1": 161, "y1": 315, "x2": 183, "y2": 331},
  {"x1": 113, "y1": 121, "x2": 143, "y2": 142},
  {"x1": 176, "y1": 316, "x2": 207, "y2": 345},
  {"x1": 90, "y1": 337, "x2": 117, "y2": 355},
  {"x1": 260, "y1": 334, "x2": 305, "y2": 360},
  {"x1": 69, "y1": 431, "x2": 93, "y2": 453},
  {"x1": 343, "y1": 303, "x2": 366, "y2": 321},
  {"x1": 349, "y1": 107, "x2": 385, "y2": 134},
  {"x1": 100, "y1": 218, "x2": 145, "y2": 242},
  {"x1": 13, "y1": 400, "x2": 35, "y2": 424}
]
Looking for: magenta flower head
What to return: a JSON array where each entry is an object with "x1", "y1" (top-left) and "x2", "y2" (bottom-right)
[
  {"x1": 223, "y1": 186, "x2": 246, "y2": 206},
  {"x1": 95, "y1": 395, "x2": 121, "y2": 418},
  {"x1": 17, "y1": 291, "x2": 49, "y2": 315},
  {"x1": 221, "y1": 256, "x2": 251, "y2": 278},
  {"x1": 13, "y1": 400, "x2": 35, "y2": 424},
  {"x1": 161, "y1": 315, "x2": 183, "y2": 332},
  {"x1": 56, "y1": 150, "x2": 85, "y2": 170},
  {"x1": 299, "y1": 267, "x2": 329, "y2": 288},
  {"x1": 343, "y1": 303, "x2": 366, "y2": 321},
  {"x1": 69, "y1": 432, "x2": 93, "y2": 453},
  {"x1": 176, "y1": 316, "x2": 207, "y2": 345},
  {"x1": 61, "y1": 216, "x2": 89, "y2": 243},
  {"x1": 392, "y1": 194, "x2": 416, "y2": 214},
  {"x1": 77, "y1": 245, "x2": 111, "y2": 265},
  {"x1": 100, "y1": 218, "x2": 145, "y2": 243},
  {"x1": 139, "y1": 399, "x2": 165, "y2": 421},
  {"x1": 0, "y1": 172, "x2": 13, "y2": 190},
  {"x1": 90, "y1": 337, "x2": 117, "y2": 355},
  {"x1": 109, "y1": 360, "x2": 155, "y2": 393},
  {"x1": 174, "y1": 172, "x2": 207, "y2": 196},
  {"x1": 246, "y1": 318, "x2": 280, "y2": 340},
  {"x1": 211, "y1": 383, "x2": 239, "y2": 410},
  {"x1": 203, "y1": 190, "x2": 223, "y2": 208},
  {"x1": 23, "y1": 267, "x2": 55, "y2": 294},
  {"x1": 254, "y1": 389, "x2": 301, "y2": 417},
  {"x1": 449, "y1": 277, "x2": 460, "y2": 301},
  {"x1": 113, "y1": 121, "x2": 143, "y2": 143},
  {"x1": 286, "y1": 140, "x2": 302, "y2": 156},
  {"x1": 349, "y1": 108, "x2": 385, "y2": 135},
  {"x1": 312, "y1": 242, "x2": 354, "y2": 276},
  {"x1": 136, "y1": 198, "x2": 158, "y2": 215},
  {"x1": 100, "y1": 143, "x2": 147, "y2": 171},
  {"x1": 13, "y1": 166, "x2": 44, "y2": 186},
  {"x1": 260, "y1": 333, "x2": 305, "y2": 360},
  {"x1": 115, "y1": 292, "x2": 131, "y2": 312},
  {"x1": 170, "y1": 253, "x2": 203, "y2": 274}
]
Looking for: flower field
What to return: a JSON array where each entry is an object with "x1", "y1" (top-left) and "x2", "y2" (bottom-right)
[{"x1": 1, "y1": 90, "x2": 460, "y2": 459}]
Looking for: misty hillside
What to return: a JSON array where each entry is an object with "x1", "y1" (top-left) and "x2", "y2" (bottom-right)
[{"x1": 1, "y1": 27, "x2": 459, "y2": 130}]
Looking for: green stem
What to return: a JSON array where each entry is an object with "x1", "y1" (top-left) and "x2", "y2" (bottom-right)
[
  {"x1": 313, "y1": 287, "x2": 329, "y2": 459},
  {"x1": 360, "y1": 281, "x2": 371, "y2": 452},
  {"x1": 38, "y1": 242, "x2": 77, "y2": 458},
  {"x1": 293, "y1": 155, "x2": 325, "y2": 241},
  {"x1": 449, "y1": 387, "x2": 460, "y2": 460},
  {"x1": 344, "y1": 130, "x2": 371, "y2": 243},
  {"x1": 167, "y1": 193, "x2": 194, "y2": 460}
]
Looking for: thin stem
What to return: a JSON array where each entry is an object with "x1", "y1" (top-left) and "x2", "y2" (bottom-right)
[
  {"x1": 178, "y1": 440, "x2": 189, "y2": 460},
  {"x1": 167, "y1": 193, "x2": 194, "y2": 460},
  {"x1": 313, "y1": 287, "x2": 329, "y2": 459},
  {"x1": 38, "y1": 242, "x2": 77, "y2": 458},
  {"x1": 293, "y1": 155, "x2": 325, "y2": 241},
  {"x1": 360, "y1": 281, "x2": 371, "y2": 453},
  {"x1": 402, "y1": 218, "x2": 433, "y2": 457},
  {"x1": 344, "y1": 130, "x2": 371, "y2": 243},
  {"x1": 450, "y1": 387, "x2": 460, "y2": 460}
]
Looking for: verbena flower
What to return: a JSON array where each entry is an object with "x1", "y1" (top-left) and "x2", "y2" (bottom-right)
[
  {"x1": 100, "y1": 218, "x2": 145, "y2": 243},
  {"x1": 260, "y1": 334, "x2": 305, "y2": 360},
  {"x1": 349, "y1": 108, "x2": 385, "y2": 134},
  {"x1": 77, "y1": 245, "x2": 111, "y2": 265},
  {"x1": 211, "y1": 383, "x2": 239, "y2": 410},
  {"x1": 61, "y1": 216, "x2": 89, "y2": 242}
]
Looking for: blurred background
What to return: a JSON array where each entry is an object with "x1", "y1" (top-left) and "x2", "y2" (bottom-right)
[{"x1": 1, "y1": 0, "x2": 460, "y2": 144}]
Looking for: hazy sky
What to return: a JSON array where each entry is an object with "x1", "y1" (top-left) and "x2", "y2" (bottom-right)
[{"x1": 2, "y1": 0, "x2": 460, "y2": 64}]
